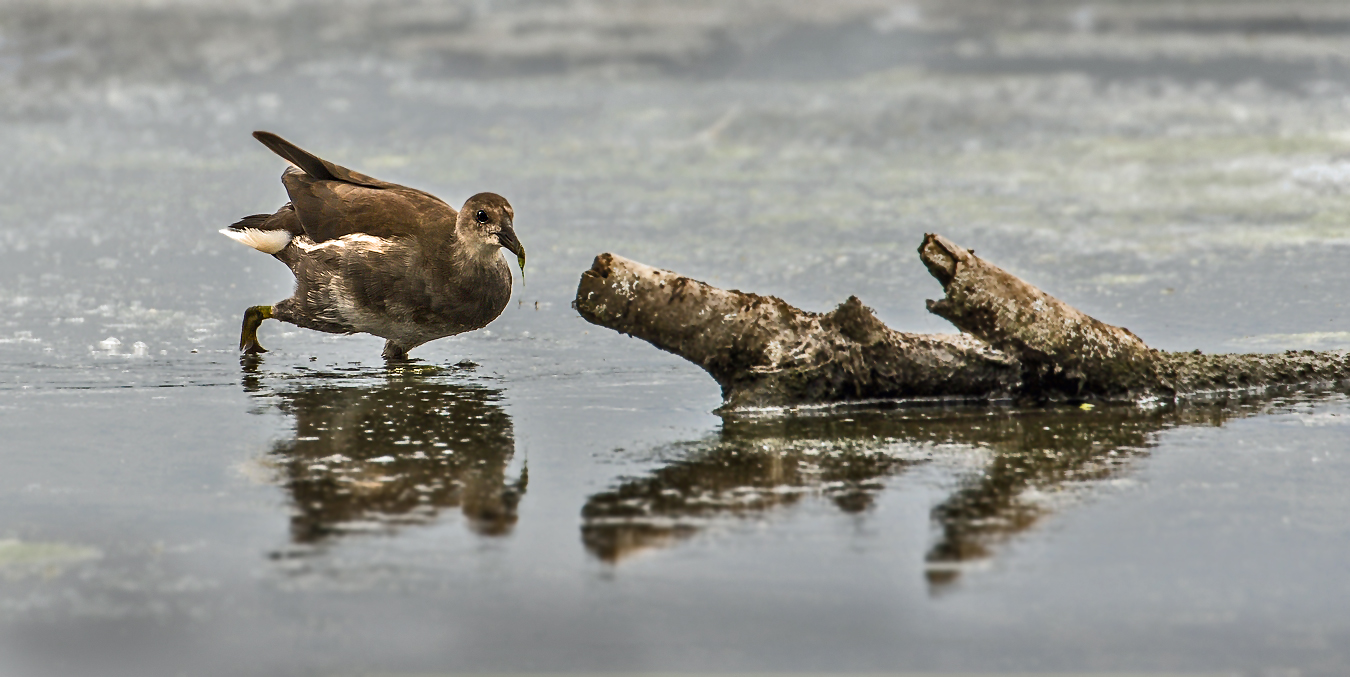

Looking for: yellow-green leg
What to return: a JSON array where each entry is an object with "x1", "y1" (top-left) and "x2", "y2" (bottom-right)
[{"x1": 240, "y1": 305, "x2": 274, "y2": 354}]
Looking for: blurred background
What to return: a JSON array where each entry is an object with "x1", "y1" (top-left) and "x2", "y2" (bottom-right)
[{"x1": 3, "y1": 1, "x2": 1350, "y2": 675}]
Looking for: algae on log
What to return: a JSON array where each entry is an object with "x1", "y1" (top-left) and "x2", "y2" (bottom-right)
[{"x1": 574, "y1": 236, "x2": 1350, "y2": 409}]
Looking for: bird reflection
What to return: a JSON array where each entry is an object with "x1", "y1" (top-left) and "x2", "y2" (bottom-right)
[
  {"x1": 582, "y1": 399, "x2": 1257, "y2": 583},
  {"x1": 248, "y1": 364, "x2": 525, "y2": 543}
]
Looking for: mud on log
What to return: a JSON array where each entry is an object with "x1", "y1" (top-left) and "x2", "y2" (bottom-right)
[{"x1": 574, "y1": 235, "x2": 1350, "y2": 409}]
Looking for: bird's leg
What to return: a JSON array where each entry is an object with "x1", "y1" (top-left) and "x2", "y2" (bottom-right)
[
  {"x1": 240, "y1": 305, "x2": 274, "y2": 354},
  {"x1": 381, "y1": 340, "x2": 409, "y2": 361}
]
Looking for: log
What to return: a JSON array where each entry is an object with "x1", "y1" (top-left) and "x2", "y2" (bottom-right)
[
  {"x1": 574, "y1": 253, "x2": 1019, "y2": 409},
  {"x1": 574, "y1": 235, "x2": 1350, "y2": 408},
  {"x1": 920, "y1": 234, "x2": 1159, "y2": 398},
  {"x1": 919, "y1": 233, "x2": 1350, "y2": 400}
]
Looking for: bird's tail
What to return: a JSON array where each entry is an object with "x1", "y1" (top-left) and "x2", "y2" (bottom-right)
[{"x1": 220, "y1": 210, "x2": 296, "y2": 255}]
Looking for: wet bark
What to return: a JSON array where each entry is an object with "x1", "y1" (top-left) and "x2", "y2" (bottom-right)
[{"x1": 574, "y1": 236, "x2": 1350, "y2": 409}]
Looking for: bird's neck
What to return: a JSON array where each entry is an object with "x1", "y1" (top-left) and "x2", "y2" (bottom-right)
[
  {"x1": 438, "y1": 236, "x2": 502, "y2": 275},
  {"x1": 464, "y1": 240, "x2": 503, "y2": 265},
  {"x1": 448, "y1": 220, "x2": 503, "y2": 263}
]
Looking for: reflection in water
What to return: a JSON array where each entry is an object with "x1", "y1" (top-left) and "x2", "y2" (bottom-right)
[
  {"x1": 245, "y1": 364, "x2": 525, "y2": 543},
  {"x1": 582, "y1": 400, "x2": 1260, "y2": 584},
  {"x1": 582, "y1": 415, "x2": 917, "y2": 562},
  {"x1": 921, "y1": 405, "x2": 1232, "y2": 587}
]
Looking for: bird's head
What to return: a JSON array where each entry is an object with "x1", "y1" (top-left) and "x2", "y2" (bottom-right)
[{"x1": 457, "y1": 192, "x2": 525, "y2": 276}]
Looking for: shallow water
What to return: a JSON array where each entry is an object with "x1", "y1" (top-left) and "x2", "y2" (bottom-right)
[{"x1": 4, "y1": 1, "x2": 1350, "y2": 675}]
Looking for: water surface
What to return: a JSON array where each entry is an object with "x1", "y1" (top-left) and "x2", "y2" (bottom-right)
[{"x1": 3, "y1": 1, "x2": 1350, "y2": 675}]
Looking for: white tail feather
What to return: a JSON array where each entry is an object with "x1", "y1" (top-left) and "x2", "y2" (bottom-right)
[{"x1": 219, "y1": 227, "x2": 293, "y2": 254}]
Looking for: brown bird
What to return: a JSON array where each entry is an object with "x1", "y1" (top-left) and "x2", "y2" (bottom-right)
[{"x1": 220, "y1": 131, "x2": 525, "y2": 360}]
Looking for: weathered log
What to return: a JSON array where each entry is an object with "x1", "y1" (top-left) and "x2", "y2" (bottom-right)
[
  {"x1": 574, "y1": 236, "x2": 1350, "y2": 408},
  {"x1": 920, "y1": 234, "x2": 1160, "y2": 398},
  {"x1": 574, "y1": 253, "x2": 1019, "y2": 409},
  {"x1": 919, "y1": 233, "x2": 1350, "y2": 400}
]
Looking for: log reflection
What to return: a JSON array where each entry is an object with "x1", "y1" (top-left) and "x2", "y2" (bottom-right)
[
  {"x1": 256, "y1": 368, "x2": 525, "y2": 543},
  {"x1": 922, "y1": 404, "x2": 1233, "y2": 587},
  {"x1": 582, "y1": 414, "x2": 919, "y2": 562},
  {"x1": 582, "y1": 402, "x2": 1244, "y2": 579}
]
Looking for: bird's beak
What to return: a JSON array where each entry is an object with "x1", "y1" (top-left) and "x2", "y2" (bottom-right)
[{"x1": 497, "y1": 226, "x2": 526, "y2": 280}]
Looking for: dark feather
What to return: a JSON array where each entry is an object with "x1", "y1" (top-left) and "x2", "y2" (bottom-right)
[
  {"x1": 226, "y1": 204, "x2": 304, "y2": 236},
  {"x1": 252, "y1": 131, "x2": 387, "y2": 188},
  {"x1": 227, "y1": 213, "x2": 272, "y2": 230},
  {"x1": 252, "y1": 131, "x2": 458, "y2": 244}
]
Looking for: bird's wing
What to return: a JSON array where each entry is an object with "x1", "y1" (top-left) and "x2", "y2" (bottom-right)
[
  {"x1": 254, "y1": 131, "x2": 390, "y2": 188},
  {"x1": 253, "y1": 131, "x2": 457, "y2": 243}
]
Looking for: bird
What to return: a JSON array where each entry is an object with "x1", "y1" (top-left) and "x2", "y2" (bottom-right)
[{"x1": 220, "y1": 131, "x2": 525, "y2": 360}]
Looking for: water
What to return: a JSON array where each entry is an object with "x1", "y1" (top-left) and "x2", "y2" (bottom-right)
[{"x1": 3, "y1": 1, "x2": 1350, "y2": 674}]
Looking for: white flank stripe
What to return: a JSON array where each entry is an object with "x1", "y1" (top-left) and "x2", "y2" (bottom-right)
[
  {"x1": 219, "y1": 227, "x2": 293, "y2": 254},
  {"x1": 293, "y1": 233, "x2": 393, "y2": 254}
]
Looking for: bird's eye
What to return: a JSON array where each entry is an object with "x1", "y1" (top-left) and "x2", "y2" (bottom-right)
[{"x1": 475, "y1": 210, "x2": 489, "y2": 224}]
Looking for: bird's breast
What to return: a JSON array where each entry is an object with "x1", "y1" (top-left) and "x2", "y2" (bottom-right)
[{"x1": 419, "y1": 254, "x2": 512, "y2": 332}]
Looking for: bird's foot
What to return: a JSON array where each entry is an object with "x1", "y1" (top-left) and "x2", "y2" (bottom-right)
[
  {"x1": 240, "y1": 305, "x2": 274, "y2": 354},
  {"x1": 381, "y1": 340, "x2": 409, "y2": 361}
]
